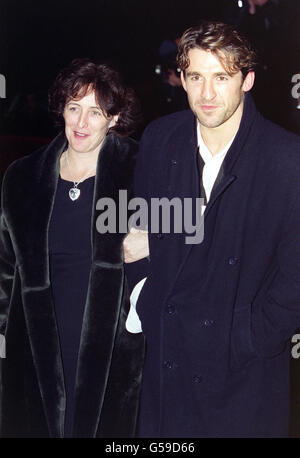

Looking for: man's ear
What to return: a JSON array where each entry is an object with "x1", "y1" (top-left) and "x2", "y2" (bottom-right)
[
  {"x1": 181, "y1": 71, "x2": 187, "y2": 91},
  {"x1": 242, "y1": 71, "x2": 255, "y2": 92}
]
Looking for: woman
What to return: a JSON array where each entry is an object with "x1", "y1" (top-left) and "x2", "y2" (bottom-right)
[{"x1": 0, "y1": 58, "x2": 144, "y2": 438}]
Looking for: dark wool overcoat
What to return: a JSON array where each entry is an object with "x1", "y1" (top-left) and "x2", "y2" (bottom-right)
[
  {"x1": 132, "y1": 94, "x2": 300, "y2": 437},
  {"x1": 0, "y1": 132, "x2": 145, "y2": 438}
]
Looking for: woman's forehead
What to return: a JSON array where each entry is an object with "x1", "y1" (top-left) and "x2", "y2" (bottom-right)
[{"x1": 67, "y1": 89, "x2": 100, "y2": 107}]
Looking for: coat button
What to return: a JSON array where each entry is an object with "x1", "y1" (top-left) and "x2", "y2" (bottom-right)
[
  {"x1": 204, "y1": 319, "x2": 214, "y2": 326},
  {"x1": 228, "y1": 257, "x2": 238, "y2": 266},
  {"x1": 166, "y1": 304, "x2": 176, "y2": 315},
  {"x1": 193, "y1": 375, "x2": 203, "y2": 383},
  {"x1": 171, "y1": 159, "x2": 178, "y2": 165},
  {"x1": 156, "y1": 233, "x2": 164, "y2": 239},
  {"x1": 163, "y1": 360, "x2": 173, "y2": 369}
]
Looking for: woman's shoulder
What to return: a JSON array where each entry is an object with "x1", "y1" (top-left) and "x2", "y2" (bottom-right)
[
  {"x1": 110, "y1": 132, "x2": 138, "y2": 151},
  {"x1": 2, "y1": 133, "x2": 65, "y2": 189},
  {"x1": 106, "y1": 132, "x2": 139, "y2": 163}
]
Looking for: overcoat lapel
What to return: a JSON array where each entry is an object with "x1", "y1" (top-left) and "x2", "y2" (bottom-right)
[
  {"x1": 164, "y1": 94, "x2": 258, "y2": 301},
  {"x1": 19, "y1": 133, "x2": 67, "y2": 437},
  {"x1": 72, "y1": 134, "x2": 131, "y2": 437},
  {"x1": 148, "y1": 116, "x2": 199, "y2": 301}
]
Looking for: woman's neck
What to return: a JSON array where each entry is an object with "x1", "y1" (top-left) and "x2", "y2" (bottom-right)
[{"x1": 59, "y1": 149, "x2": 98, "y2": 182}]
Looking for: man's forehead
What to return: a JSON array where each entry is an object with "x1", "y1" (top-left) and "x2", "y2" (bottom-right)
[
  {"x1": 187, "y1": 48, "x2": 225, "y2": 63},
  {"x1": 186, "y1": 47, "x2": 240, "y2": 77}
]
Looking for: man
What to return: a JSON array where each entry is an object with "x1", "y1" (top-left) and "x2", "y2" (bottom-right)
[{"x1": 124, "y1": 21, "x2": 300, "y2": 437}]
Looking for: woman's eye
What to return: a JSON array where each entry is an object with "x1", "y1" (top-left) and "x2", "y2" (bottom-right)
[
  {"x1": 68, "y1": 106, "x2": 77, "y2": 111},
  {"x1": 92, "y1": 111, "x2": 101, "y2": 116}
]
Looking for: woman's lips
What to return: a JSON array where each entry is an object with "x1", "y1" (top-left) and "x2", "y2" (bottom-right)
[{"x1": 74, "y1": 131, "x2": 89, "y2": 138}]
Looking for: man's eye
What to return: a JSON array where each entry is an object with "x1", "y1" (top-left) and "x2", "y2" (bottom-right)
[
  {"x1": 191, "y1": 75, "x2": 200, "y2": 81},
  {"x1": 217, "y1": 76, "x2": 228, "y2": 81}
]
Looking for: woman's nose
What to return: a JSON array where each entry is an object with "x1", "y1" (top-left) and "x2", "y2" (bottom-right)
[{"x1": 77, "y1": 111, "x2": 88, "y2": 128}]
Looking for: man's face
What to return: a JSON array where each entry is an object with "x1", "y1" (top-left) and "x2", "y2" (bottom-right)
[{"x1": 181, "y1": 48, "x2": 254, "y2": 131}]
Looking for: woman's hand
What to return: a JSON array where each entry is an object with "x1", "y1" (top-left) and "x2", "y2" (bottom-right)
[{"x1": 123, "y1": 227, "x2": 149, "y2": 263}]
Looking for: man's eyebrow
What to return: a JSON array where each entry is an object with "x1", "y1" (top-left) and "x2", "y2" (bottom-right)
[
  {"x1": 186, "y1": 71, "x2": 202, "y2": 77},
  {"x1": 214, "y1": 71, "x2": 230, "y2": 77},
  {"x1": 186, "y1": 71, "x2": 231, "y2": 77}
]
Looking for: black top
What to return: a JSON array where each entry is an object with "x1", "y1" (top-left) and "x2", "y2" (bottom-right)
[{"x1": 49, "y1": 175, "x2": 95, "y2": 437}]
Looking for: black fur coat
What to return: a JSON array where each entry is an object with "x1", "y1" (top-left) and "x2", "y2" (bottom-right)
[{"x1": 0, "y1": 132, "x2": 145, "y2": 437}]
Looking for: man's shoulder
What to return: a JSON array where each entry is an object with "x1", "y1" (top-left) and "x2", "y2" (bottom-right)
[
  {"x1": 257, "y1": 117, "x2": 300, "y2": 164},
  {"x1": 142, "y1": 110, "x2": 194, "y2": 138},
  {"x1": 262, "y1": 117, "x2": 300, "y2": 144}
]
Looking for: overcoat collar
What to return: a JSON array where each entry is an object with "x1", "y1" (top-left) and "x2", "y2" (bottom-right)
[{"x1": 18, "y1": 132, "x2": 132, "y2": 436}]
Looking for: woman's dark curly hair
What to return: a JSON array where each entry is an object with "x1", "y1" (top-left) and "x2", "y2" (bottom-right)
[{"x1": 48, "y1": 58, "x2": 140, "y2": 136}]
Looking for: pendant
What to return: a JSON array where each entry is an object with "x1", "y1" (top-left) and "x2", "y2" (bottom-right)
[{"x1": 69, "y1": 187, "x2": 80, "y2": 201}]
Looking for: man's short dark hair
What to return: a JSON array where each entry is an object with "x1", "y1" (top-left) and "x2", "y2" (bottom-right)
[
  {"x1": 49, "y1": 58, "x2": 140, "y2": 136},
  {"x1": 177, "y1": 21, "x2": 257, "y2": 78}
]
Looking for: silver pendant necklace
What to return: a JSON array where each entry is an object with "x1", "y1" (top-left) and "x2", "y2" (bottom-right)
[{"x1": 65, "y1": 150, "x2": 96, "y2": 201}]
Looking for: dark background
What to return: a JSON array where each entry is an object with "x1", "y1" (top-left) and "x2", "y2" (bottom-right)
[
  {"x1": 1, "y1": 0, "x2": 300, "y2": 437},
  {"x1": 1, "y1": 0, "x2": 300, "y2": 136}
]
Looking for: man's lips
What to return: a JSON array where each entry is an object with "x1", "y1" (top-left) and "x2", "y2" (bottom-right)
[{"x1": 200, "y1": 105, "x2": 218, "y2": 110}]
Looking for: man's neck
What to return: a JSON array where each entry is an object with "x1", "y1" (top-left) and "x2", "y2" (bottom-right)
[{"x1": 199, "y1": 102, "x2": 244, "y2": 156}]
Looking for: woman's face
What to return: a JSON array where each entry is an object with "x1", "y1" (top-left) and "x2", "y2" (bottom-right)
[{"x1": 63, "y1": 90, "x2": 116, "y2": 156}]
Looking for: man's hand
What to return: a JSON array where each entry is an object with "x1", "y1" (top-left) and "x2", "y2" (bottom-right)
[{"x1": 123, "y1": 228, "x2": 149, "y2": 263}]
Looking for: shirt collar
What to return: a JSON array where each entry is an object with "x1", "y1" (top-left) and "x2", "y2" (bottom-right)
[{"x1": 197, "y1": 122, "x2": 236, "y2": 164}]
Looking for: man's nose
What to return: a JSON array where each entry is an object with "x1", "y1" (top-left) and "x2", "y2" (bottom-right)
[{"x1": 201, "y1": 80, "x2": 216, "y2": 101}]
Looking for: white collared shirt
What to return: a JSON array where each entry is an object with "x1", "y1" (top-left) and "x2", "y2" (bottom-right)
[{"x1": 197, "y1": 123, "x2": 235, "y2": 202}]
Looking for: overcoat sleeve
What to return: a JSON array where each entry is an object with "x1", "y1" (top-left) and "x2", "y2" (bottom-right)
[
  {"x1": 123, "y1": 126, "x2": 152, "y2": 291},
  {"x1": 0, "y1": 208, "x2": 16, "y2": 336},
  {"x1": 0, "y1": 204, "x2": 16, "y2": 396},
  {"x1": 252, "y1": 191, "x2": 300, "y2": 357}
]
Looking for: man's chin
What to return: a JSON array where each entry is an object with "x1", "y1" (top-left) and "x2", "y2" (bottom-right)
[{"x1": 196, "y1": 116, "x2": 223, "y2": 129}]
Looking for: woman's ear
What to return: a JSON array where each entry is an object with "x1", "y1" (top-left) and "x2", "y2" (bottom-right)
[{"x1": 109, "y1": 114, "x2": 119, "y2": 128}]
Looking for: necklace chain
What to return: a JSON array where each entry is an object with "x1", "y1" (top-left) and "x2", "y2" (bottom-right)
[{"x1": 65, "y1": 150, "x2": 96, "y2": 188}]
